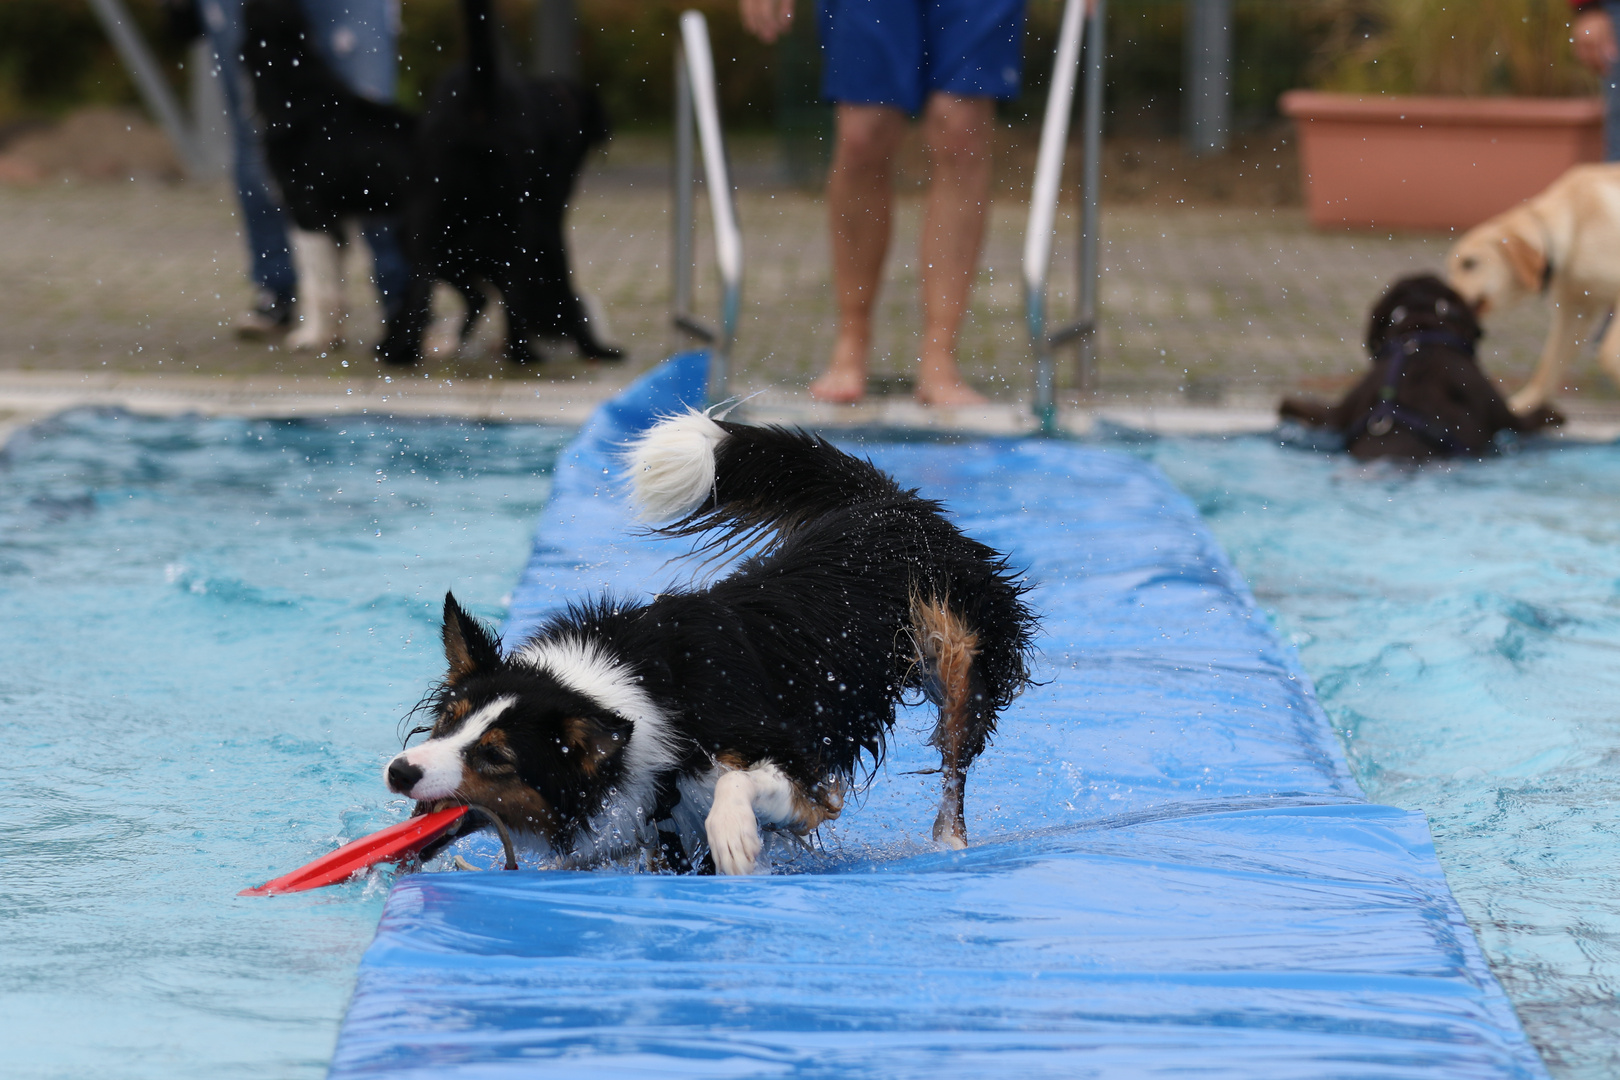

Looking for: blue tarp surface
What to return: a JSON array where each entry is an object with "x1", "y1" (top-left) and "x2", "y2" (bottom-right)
[{"x1": 329, "y1": 353, "x2": 1545, "y2": 1078}]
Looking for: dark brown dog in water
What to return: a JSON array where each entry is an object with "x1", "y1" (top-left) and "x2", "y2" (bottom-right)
[{"x1": 1279, "y1": 275, "x2": 1564, "y2": 463}]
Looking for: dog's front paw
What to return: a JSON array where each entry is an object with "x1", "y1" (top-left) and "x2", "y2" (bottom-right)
[{"x1": 706, "y1": 772, "x2": 762, "y2": 875}]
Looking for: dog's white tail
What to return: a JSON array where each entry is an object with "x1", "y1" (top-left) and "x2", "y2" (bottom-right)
[{"x1": 625, "y1": 410, "x2": 728, "y2": 522}]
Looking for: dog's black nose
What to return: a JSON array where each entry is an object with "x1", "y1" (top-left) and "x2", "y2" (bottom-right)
[{"x1": 386, "y1": 757, "x2": 424, "y2": 794}]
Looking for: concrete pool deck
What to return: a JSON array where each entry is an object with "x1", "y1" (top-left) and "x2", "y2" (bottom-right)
[
  {"x1": 6, "y1": 139, "x2": 1620, "y2": 446},
  {"x1": 6, "y1": 368, "x2": 1619, "y2": 449}
]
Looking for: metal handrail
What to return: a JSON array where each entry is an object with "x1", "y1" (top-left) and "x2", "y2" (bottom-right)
[
  {"x1": 672, "y1": 10, "x2": 744, "y2": 405},
  {"x1": 1024, "y1": 0, "x2": 1106, "y2": 433},
  {"x1": 86, "y1": 0, "x2": 206, "y2": 176}
]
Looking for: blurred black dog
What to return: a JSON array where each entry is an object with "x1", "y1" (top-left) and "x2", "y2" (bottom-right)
[
  {"x1": 242, "y1": 0, "x2": 415, "y2": 351},
  {"x1": 1279, "y1": 275, "x2": 1563, "y2": 463},
  {"x1": 378, "y1": 0, "x2": 620, "y2": 366}
]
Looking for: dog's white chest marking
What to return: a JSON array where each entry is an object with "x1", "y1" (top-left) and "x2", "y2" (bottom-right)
[{"x1": 705, "y1": 761, "x2": 798, "y2": 875}]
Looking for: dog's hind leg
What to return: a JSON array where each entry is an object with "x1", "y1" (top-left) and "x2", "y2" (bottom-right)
[
  {"x1": 570, "y1": 292, "x2": 624, "y2": 360},
  {"x1": 287, "y1": 228, "x2": 345, "y2": 352},
  {"x1": 912, "y1": 594, "x2": 985, "y2": 850},
  {"x1": 378, "y1": 272, "x2": 432, "y2": 366},
  {"x1": 1596, "y1": 294, "x2": 1620, "y2": 397},
  {"x1": 495, "y1": 275, "x2": 542, "y2": 365}
]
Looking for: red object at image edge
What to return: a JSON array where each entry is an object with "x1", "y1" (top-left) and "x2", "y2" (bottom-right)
[{"x1": 238, "y1": 805, "x2": 470, "y2": 896}]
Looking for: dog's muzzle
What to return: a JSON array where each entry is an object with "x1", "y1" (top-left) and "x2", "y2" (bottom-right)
[{"x1": 386, "y1": 756, "x2": 424, "y2": 795}]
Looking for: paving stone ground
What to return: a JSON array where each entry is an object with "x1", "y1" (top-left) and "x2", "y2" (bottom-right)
[{"x1": 1, "y1": 138, "x2": 1610, "y2": 411}]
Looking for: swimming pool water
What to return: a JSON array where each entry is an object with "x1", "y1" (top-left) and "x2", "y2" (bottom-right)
[
  {"x1": 6, "y1": 407, "x2": 1611, "y2": 1077},
  {"x1": 1132, "y1": 435, "x2": 1620, "y2": 1080},
  {"x1": 0, "y1": 410, "x2": 569, "y2": 1079},
  {"x1": 334, "y1": 367, "x2": 1538, "y2": 1080}
]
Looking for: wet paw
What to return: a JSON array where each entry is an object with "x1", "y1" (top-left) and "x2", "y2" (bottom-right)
[
  {"x1": 932, "y1": 806, "x2": 968, "y2": 850},
  {"x1": 706, "y1": 773, "x2": 762, "y2": 875}
]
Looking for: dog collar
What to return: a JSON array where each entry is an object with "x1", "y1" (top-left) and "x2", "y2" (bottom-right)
[
  {"x1": 1354, "y1": 330, "x2": 1477, "y2": 454},
  {"x1": 1377, "y1": 329, "x2": 1476, "y2": 363}
]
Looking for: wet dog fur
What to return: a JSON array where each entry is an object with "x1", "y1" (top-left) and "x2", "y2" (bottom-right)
[
  {"x1": 384, "y1": 414, "x2": 1036, "y2": 874},
  {"x1": 1279, "y1": 275, "x2": 1563, "y2": 463},
  {"x1": 240, "y1": 0, "x2": 415, "y2": 351},
  {"x1": 376, "y1": 0, "x2": 620, "y2": 366}
]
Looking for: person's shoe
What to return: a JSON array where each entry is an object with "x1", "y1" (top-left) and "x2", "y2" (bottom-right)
[{"x1": 235, "y1": 291, "x2": 293, "y2": 340}]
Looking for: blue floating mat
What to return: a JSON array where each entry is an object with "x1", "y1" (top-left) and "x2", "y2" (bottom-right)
[{"x1": 330, "y1": 353, "x2": 1545, "y2": 1079}]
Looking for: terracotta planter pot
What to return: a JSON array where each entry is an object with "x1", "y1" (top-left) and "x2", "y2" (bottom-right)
[{"x1": 1279, "y1": 90, "x2": 1603, "y2": 231}]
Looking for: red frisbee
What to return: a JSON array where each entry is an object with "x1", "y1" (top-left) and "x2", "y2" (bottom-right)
[{"x1": 239, "y1": 805, "x2": 470, "y2": 896}]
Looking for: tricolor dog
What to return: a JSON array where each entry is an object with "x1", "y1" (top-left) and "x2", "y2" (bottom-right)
[{"x1": 384, "y1": 414, "x2": 1036, "y2": 874}]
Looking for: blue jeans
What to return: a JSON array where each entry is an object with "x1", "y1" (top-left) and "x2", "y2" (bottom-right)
[
  {"x1": 201, "y1": 0, "x2": 408, "y2": 311},
  {"x1": 1607, "y1": 1, "x2": 1620, "y2": 161}
]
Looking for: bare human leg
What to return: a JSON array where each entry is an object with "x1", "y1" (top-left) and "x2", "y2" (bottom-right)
[
  {"x1": 916, "y1": 93, "x2": 993, "y2": 406},
  {"x1": 814, "y1": 104, "x2": 905, "y2": 403}
]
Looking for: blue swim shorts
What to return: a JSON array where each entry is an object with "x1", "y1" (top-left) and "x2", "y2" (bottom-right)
[{"x1": 819, "y1": 0, "x2": 1027, "y2": 115}]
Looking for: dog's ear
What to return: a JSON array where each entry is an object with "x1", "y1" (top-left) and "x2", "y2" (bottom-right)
[
  {"x1": 1501, "y1": 232, "x2": 1547, "y2": 293},
  {"x1": 561, "y1": 715, "x2": 629, "y2": 774},
  {"x1": 1365, "y1": 280, "x2": 1409, "y2": 354},
  {"x1": 442, "y1": 592, "x2": 501, "y2": 682}
]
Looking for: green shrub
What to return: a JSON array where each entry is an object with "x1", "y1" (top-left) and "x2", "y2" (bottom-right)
[
  {"x1": 1313, "y1": 0, "x2": 1597, "y2": 96},
  {"x1": 0, "y1": 0, "x2": 183, "y2": 123},
  {"x1": 7, "y1": 0, "x2": 1494, "y2": 137}
]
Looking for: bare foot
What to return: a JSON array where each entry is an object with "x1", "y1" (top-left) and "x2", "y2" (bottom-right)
[
  {"x1": 916, "y1": 378, "x2": 988, "y2": 407},
  {"x1": 915, "y1": 348, "x2": 987, "y2": 406},
  {"x1": 809, "y1": 366, "x2": 867, "y2": 403},
  {"x1": 810, "y1": 332, "x2": 869, "y2": 402}
]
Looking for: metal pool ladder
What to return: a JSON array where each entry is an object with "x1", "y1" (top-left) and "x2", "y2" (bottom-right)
[
  {"x1": 672, "y1": 10, "x2": 744, "y2": 406},
  {"x1": 1025, "y1": 0, "x2": 1107, "y2": 434}
]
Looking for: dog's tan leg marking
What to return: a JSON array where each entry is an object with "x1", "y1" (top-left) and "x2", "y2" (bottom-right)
[
  {"x1": 1512, "y1": 295, "x2": 1601, "y2": 414},
  {"x1": 706, "y1": 758, "x2": 843, "y2": 875},
  {"x1": 912, "y1": 594, "x2": 981, "y2": 850}
]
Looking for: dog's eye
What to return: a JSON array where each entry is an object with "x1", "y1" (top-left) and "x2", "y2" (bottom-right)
[
  {"x1": 471, "y1": 742, "x2": 517, "y2": 774},
  {"x1": 1460, "y1": 257, "x2": 1478, "y2": 271}
]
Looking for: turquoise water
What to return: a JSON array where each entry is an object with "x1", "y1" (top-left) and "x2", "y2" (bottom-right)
[
  {"x1": 0, "y1": 411, "x2": 569, "y2": 1078},
  {"x1": 1133, "y1": 435, "x2": 1620, "y2": 1080},
  {"x1": 6, "y1": 410, "x2": 1614, "y2": 1077}
]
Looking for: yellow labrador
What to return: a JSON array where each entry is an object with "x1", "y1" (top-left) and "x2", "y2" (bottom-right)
[{"x1": 1447, "y1": 163, "x2": 1620, "y2": 413}]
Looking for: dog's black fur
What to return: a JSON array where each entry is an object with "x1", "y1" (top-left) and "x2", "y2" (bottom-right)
[
  {"x1": 378, "y1": 0, "x2": 620, "y2": 366},
  {"x1": 241, "y1": 0, "x2": 415, "y2": 242},
  {"x1": 386, "y1": 416, "x2": 1036, "y2": 873},
  {"x1": 1279, "y1": 274, "x2": 1563, "y2": 462}
]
